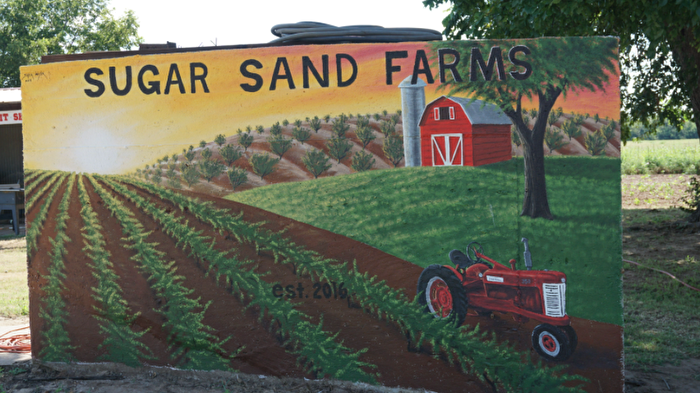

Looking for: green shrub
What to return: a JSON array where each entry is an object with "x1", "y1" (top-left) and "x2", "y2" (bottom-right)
[
  {"x1": 250, "y1": 153, "x2": 278, "y2": 180},
  {"x1": 326, "y1": 137, "x2": 353, "y2": 163},
  {"x1": 302, "y1": 149, "x2": 332, "y2": 178},
  {"x1": 268, "y1": 135, "x2": 293, "y2": 159},
  {"x1": 270, "y1": 122, "x2": 282, "y2": 136},
  {"x1": 181, "y1": 164, "x2": 200, "y2": 186},
  {"x1": 355, "y1": 125, "x2": 376, "y2": 149},
  {"x1": 292, "y1": 126, "x2": 311, "y2": 144},
  {"x1": 585, "y1": 131, "x2": 608, "y2": 156},
  {"x1": 238, "y1": 131, "x2": 254, "y2": 151},
  {"x1": 383, "y1": 133, "x2": 404, "y2": 167},
  {"x1": 545, "y1": 126, "x2": 568, "y2": 153},
  {"x1": 214, "y1": 134, "x2": 226, "y2": 146},
  {"x1": 309, "y1": 116, "x2": 322, "y2": 133},
  {"x1": 227, "y1": 167, "x2": 248, "y2": 190},
  {"x1": 219, "y1": 144, "x2": 243, "y2": 166},
  {"x1": 199, "y1": 140, "x2": 206, "y2": 148},
  {"x1": 351, "y1": 150, "x2": 375, "y2": 172},
  {"x1": 198, "y1": 159, "x2": 225, "y2": 182}
]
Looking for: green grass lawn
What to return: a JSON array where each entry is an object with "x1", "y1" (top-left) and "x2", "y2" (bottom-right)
[
  {"x1": 229, "y1": 156, "x2": 622, "y2": 325},
  {"x1": 622, "y1": 139, "x2": 700, "y2": 174},
  {"x1": 0, "y1": 236, "x2": 28, "y2": 318}
]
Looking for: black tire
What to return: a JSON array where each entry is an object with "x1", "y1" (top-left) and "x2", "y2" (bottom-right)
[
  {"x1": 561, "y1": 325, "x2": 578, "y2": 354},
  {"x1": 531, "y1": 323, "x2": 572, "y2": 361},
  {"x1": 417, "y1": 265, "x2": 467, "y2": 326}
]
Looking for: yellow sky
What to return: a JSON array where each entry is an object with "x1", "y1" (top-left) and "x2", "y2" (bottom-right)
[{"x1": 21, "y1": 41, "x2": 619, "y2": 174}]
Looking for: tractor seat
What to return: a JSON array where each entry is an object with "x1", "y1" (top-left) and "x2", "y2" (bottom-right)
[{"x1": 449, "y1": 249, "x2": 472, "y2": 269}]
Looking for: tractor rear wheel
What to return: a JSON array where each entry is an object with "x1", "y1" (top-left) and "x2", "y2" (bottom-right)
[
  {"x1": 531, "y1": 323, "x2": 572, "y2": 361},
  {"x1": 417, "y1": 265, "x2": 467, "y2": 327}
]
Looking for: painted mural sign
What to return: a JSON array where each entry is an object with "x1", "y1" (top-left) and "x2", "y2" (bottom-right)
[{"x1": 21, "y1": 37, "x2": 623, "y2": 392}]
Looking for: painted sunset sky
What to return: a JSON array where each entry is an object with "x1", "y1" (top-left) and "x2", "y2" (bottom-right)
[{"x1": 21, "y1": 40, "x2": 620, "y2": 174}]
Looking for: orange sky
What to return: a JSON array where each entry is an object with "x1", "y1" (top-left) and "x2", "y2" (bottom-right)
[{"x1": 21, "y1": 41, "x2": 620, "y2": 174}]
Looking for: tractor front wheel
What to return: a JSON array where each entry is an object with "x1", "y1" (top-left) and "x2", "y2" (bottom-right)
[
  {"x1": 417, "y1": 265, "x2": 467, "y2": 327},
  {"x1": 531, "y1": 323, "x2": 572, "y2": 361}
]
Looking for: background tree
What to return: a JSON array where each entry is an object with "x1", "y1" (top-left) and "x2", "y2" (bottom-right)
[
  {"x1": 355, "y1": 125, "x2": 376, "y2": 149},
  {"x1": 424, "y1": 0, "x2": 700, "y2": 142},
  {"x1": 309, "y1": 116, "x2": 322, "y2": 133},
  {"x1": 256, "y1": 125, "x2": 265, "y2": 134},
  {"x1": 268, "y1": 135, "x2": 292, "y2": 159},
  {"x1": 219, "y1": 144, "x2": 242, "y2": 166},
  {"x1": 198, "y1": 158, "x2": 225, "y2": 182},
  {"x1": 269, "y1": 122, "x2": 282, "y2": 136},
  {"x1": 585, "y1": 131, "x2": 608, "y2": 156},
  {"x1": 237, "y1": 129, "x2": 253, "y2": 151},
  {"x1": 511, "y1": 125, "x2": 522, "y2": 147},
  {"x1": 181, "y1": 164, "x2": 200, "y2": 187},
  {"x1": 351, "y1": 150, "x2": 375, "y2": 172},
  {"x1": 0, "y1": 0, "x2": 141, "y2": 87},
  {"x1": 302, "y1": 149, "x2": 332, "y2": 179},
  {"x1": 183, "y1": 148, "x2": 195, "y2": 162},
  {"x1": 326, "y1": 137, "x2": 353, "y2": 163},
  {"x1": 383, "y1": 133, "x2": 404, "y2": 167},
  {"x1": 199, "y1": 140, "x2": 206, "y2": 148},
  {"x1": 331, "y1": 115, "x2": 350, "y2": 138},
  {"x1": 227, "y1": 167, "x2": 247, "y2": 190},
  {"x1": 249, "y1": 153, "x2": 278, "y2": 180},
  {"x1": 200, "y1": 148, "x2": 212, "y2": 160},
  {"x1": 544, "y1": 127, "x2": 568, "y2": 153},
  {"x1": 214, "y1": 134, "x2": 226, "y2": 147},
  {"x1": 561, "y1": 120, "x2": 582, "y2": 141},
  {"x1": 166, "y1": 168, "x2": 181, "y2": 189},
  {"x1": 292, "y1": 126, "x2": 311, "y2": 144},
  {"x1": 430, "y1": 38, "x2": 616, "y2": 219},
  {"x1": 151, "y1": 168, "x2": 162, "y2": 185}
]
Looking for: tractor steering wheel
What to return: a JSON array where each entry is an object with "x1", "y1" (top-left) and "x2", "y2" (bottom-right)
[{"x1": 466, "y1": 241, "x2": 484, "y2": 264}]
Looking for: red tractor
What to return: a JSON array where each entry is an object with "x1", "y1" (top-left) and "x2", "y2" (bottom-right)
[{"x1": 417, "y1": 238, "x2": 577, "y2": 361}]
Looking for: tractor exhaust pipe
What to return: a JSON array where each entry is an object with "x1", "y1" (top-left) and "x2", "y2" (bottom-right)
[{"x1": 522, "y1": 237, "x2": 532, "y2": 271}]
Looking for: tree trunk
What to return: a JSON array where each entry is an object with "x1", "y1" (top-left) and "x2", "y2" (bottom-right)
[
  {"x1": 508, "y1": 89, "x2": 560, "y2": 220},
  {"x1": 520, "y1": 134, "x2": 553, "y2": 219},
  {"x1": 670, "y1": 29, "x2": 700, "y2": 223}
]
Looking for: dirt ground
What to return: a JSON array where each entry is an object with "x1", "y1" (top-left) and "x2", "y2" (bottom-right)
[{"x1": 1, "y1": 174, "x2": 698, "y2": 392}]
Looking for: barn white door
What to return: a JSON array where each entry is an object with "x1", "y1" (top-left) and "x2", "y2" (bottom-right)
[{"x1": 431, "y1": 134, "x2": 463, "y2": 166}]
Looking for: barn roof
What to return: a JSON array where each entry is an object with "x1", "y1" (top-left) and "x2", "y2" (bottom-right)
[{"x1": 425, "y1": 96, "x2": 512, "y2": 125}]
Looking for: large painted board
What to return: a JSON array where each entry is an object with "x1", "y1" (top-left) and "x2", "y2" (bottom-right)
[{"x1": 21, "y1": 37, "x2": 622, "y2": 392}]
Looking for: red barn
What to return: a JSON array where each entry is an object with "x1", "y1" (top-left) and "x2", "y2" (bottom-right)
[{"x1": 419, "y1": 96, "x2": 512, "y2": 167}]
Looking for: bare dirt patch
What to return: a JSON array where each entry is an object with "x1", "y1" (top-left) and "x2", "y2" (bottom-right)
[{"x1": 622, "y1": 174, "x2": 700, "y2": 393}]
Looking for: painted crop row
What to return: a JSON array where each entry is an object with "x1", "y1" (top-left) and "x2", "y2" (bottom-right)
[
  {"x1": 39, "y1": 174, "x2": 76, "y2": 361},
  {"x1": 26, "y1": 173, "x2": 68, "y2": 255},
  {"x1": 87, "y1": 175, "x2": 233, "y2": 371},
  {"x1": 121, "y1": 176, "x2": 584, "y2": 393},
  {"x1": 76, "y1": 176, "x2": 153, "y2": 366},
  {"x1": 100, "y1": 176, "x2": 378, "y2": 383}
]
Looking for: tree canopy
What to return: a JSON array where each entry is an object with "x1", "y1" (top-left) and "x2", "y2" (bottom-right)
[
  {"x1": 431, "y1": 37, "x2": 617, "y2": 219},
  {"x1": 423, "y1": 0, "x2": 700, "y2": 141},
  {"x1": 0, "y1": 0, "x2": 141, "y2": 87}
]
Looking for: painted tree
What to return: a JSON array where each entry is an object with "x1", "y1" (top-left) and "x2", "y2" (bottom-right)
[
  {"x1": 181, "y1": 164, "x2": 200, "y2": 187},
  {"x1": 256, "y1": 125, "x2": 265, "y2": 134},
  {"x1": 561, "y1": 120, "x2": 582, "y2": 141},
  {"x1": 219, "y1": 144, "x2": 243, "y2": 166},
  {"x1": 227, "y1": 167, "x2": 247, "y2": 190},
  {"x1": 237, "y1": 129, "x2": 253, "y2": 151},
  {"x1": 302, "y1": 149, "x2": 332, "y2": 178},
  {"x1": 431, "y1": 38, "x2": 617, "y2": 219},
  {"x1": 351, "y1": 150, "x2": 375, "y2": 172},
  {"x1": 269, "y1": 122, "x2": 282, "y2": 136},
  {"x1": 382, "y1": 133, "x2": 404, "y2": 167},
  {"x1": 292, "y1": 126, "x2": 311, "y2": 144},
  {"x1": 200, "y1": 148, "x2": 212, "y2": 160},
  {"x1": 268, "y1": 135, "x2": 292, "y2": 159},
  {"x1": 585, "y1": 131, "x2": 608, "y2": 156},
  {"x1": 309, "y1": 116, "x2": 322, "y2": 133},
  {"x1": 544, "y1": 127, "x2": 568, "y2": 153},
  {"x1": 199, "y1": 140, "x2": 206, "y2": 148},
  {"x1": 249, "y1": 153, "x2": 278, "y2": 180},
  {"x1": 214, "y1": 134, "x2": 226, "y2": 146},
  {"x1": 331, "y1": 114, "x2": 350, "y2": 138},
  {"x1": 198, "y1": 159, "x2": 225, "y2": 182},
  {"x1": 326, "y1": 137, "x2": 353, "y2": 163},
  {"x1": 355, "y1": 125, "x2": 376, "y2": 149}
]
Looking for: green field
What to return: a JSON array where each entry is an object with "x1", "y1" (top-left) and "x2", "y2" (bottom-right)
[
  {"x1": 229, "y1": 156, "x2": 622, "y2": 325},
  {"x1": 622, "y1": 139, "x2": 700, "y2": 175}
]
